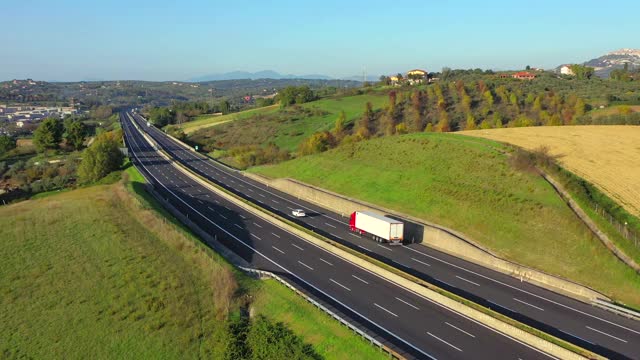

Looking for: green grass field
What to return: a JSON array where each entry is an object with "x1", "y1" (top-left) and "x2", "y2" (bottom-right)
[
  {"x1": 187, "y1": 93, "x2": 389, "y2": 153},
  {"x1": 251, "y1": 133, "x2": 640, "y2": 306},
  {"x1": 180, "y1": 105, "x2": 280, "y2": 134},
  {"x1": 0, "y1": 168, "x2": 385, "y2": 359}
]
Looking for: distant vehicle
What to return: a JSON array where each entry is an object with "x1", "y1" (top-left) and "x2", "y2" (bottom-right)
[
  {"x1": 146, "y1": 121, "x2": 151, "y2": 127},
  {"x1": 349, "y1": 211, "x2": 404, "y2": 245},
  {"x1": 291, "y1": 209, "x2": 306, "y2": 217}
]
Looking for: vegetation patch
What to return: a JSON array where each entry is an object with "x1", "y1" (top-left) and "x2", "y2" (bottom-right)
[
  {"x1": 251, "y1": 132, "x2": 640, "y2": 306},
  {"x1": 0, "y1": 167, "x2": 385, "y2": 359}
]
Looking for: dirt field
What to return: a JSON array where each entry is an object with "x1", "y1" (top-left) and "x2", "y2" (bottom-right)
[{"x1": 459, "y1": 126, "x2": 640, "y2": 216}]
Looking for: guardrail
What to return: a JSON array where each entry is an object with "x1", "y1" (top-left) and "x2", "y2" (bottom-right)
[
  {"x1": 238, "y1": 266, "x2": 405, "y2": 360},
  {"x1": 593, "y1": 299, "x2": 640, "y2": 321}
]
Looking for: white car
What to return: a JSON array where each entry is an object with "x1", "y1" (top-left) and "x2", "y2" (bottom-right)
[{"x1": 291, "y1": 209, "x2": 306, "y2": 217}]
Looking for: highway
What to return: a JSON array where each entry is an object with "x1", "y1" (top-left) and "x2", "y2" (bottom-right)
[
  {"x1": 130, "y1": 111, "x2": 640, "y2": 359},
  {"x1": 121, "y1": 112, "x2": 553, "y2": 359}
]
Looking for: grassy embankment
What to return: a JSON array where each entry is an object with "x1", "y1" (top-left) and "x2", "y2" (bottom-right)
[
  {"x1": 0, "y1": 166, "x2": 385, "y2": 359},
  {"x1": 186, "y1": 93, "x2": 388, "y2": 152},
  {"x1": 251, "y1": 133, "x2": 640, "y2": 307}
]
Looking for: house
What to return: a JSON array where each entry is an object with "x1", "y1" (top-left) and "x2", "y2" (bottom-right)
[
  {"x1": 512, "y1": 71, "x2": 537, "y2": 80},
  {"x1": 406, "y1": 69, "x2": 428, "y2": 84},
  {"x1": 389, "y1": 76, "x2": 400, "y2": 86},
  {"x1": 559, "y1": 65, "x2": 574, "y2": 76}
]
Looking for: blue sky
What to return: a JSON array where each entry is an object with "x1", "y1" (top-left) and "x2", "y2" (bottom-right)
[{"x1": 2, "y1": 0, "x2": 638, "y2": 81}]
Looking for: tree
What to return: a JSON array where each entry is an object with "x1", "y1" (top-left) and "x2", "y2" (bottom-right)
[
  {"x1": 298, "y1": 131, "x2": 335, "y2": 155},
  {"x1": 569, "y1": 64, "x2": 595, "y2": 80},
  {"x1": 77, "y1": 131, "x2": 124, "y2": 183},
  {"x1": 356, "y1": 102, "x2": 374, "y2": 139},
  {"x1": 64, "y1": 119, "x2": 86, "y2": 150},
  {"x1": 424, "y1": 123, "x2": 433, "y2": 132},
  {"x1": 0, "y1": 135, "x2": 16, "y2": 155},
  {"x1": 436, "y1": 111, "x2": 450, "y2": 132},
  {"x1": 493, "y1": 113, "x2": 503, "y2": 128},
  {"x1": 278, "y1": 86, "x2": 315, "y2": 108},
  {"x1": 465, "y1": 113, "x2": 477, "y2": 130},
  {"x1": 91, "y1": 105, "x2": 113, "y2": 119},
  {"x1": 333, "y1": 111, "x2": 346, "y2": 138},
  {"x1": 33, "y1": 117, "x2": 64, "y2": 152},
  {"x1": 525, "y1": 65, "x2": 531, "y2": 70}
]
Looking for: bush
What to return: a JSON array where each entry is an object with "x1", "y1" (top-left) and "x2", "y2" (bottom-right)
[
  {"x1": 0, "y1": 135, "x2": 17, "y2": 156},
  {"x1": 77, "y1": 130, "x2": 124, "y2": 183}
]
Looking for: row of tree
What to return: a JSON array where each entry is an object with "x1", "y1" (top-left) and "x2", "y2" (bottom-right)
[
  {"x1": 299, "y1": 80, "x2": 599, "y2": 156},
  {"x1": 33, "y1": 117, "x2": 87, "y2": 152}
]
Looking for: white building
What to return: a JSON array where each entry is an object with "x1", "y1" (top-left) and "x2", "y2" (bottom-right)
[{"x1": 560, "y1": 65, "x2": 575, "y2": 76}]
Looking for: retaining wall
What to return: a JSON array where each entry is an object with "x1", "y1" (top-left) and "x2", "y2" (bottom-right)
[{"x1": 243, "y1": 172, "x2": 609, "y2": 303}]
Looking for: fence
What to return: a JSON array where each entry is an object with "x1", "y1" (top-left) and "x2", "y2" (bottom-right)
[{"x1": 591, "y1": 202, "x2": 640, "y2": 249}]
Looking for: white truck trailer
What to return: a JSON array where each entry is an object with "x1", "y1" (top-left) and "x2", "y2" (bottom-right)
[{"x1": 349, "y1": 211, "x2": 404, "y2": 245}]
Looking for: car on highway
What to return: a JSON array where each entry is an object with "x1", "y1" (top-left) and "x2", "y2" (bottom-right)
[{"x1": 291, "y1": 209, "x2": 306, "y2": 217}]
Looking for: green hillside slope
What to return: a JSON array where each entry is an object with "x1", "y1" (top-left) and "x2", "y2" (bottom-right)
[
  {"x1": 0, "y1": 171, "x2": 384, "y2": 359},
  {"x1": 251, "y1": 133, "x2": 640, "y2": 306}
]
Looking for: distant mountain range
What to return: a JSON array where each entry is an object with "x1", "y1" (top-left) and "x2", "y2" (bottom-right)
[
  {"x1": 188, "y1": 70, "x2": 379, "y2": 83},
  {"x1": 560, "y1": 49, "x2": 640, "y2": 78}
]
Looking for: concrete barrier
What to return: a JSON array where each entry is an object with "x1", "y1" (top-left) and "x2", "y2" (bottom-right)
[{"x1": 243, "y1": 172, "x2": 610, "y2": 303}]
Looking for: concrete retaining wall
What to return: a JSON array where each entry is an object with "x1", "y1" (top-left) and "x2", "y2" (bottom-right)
[{"x1": 243, "y1": 172, "x2": 609, "y2": 303}]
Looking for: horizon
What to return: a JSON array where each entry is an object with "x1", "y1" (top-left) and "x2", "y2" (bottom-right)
[{"x1": 2, "y1": 0, "x2": 639, "y2": 82}]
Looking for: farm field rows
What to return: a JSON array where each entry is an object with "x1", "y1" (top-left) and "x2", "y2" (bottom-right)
[{"x1": 459, "y1": 125, "x2": 640, "y2": 217}]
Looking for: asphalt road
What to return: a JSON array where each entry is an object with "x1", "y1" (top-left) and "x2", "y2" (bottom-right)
[
  {"x1": 121, "y1": 112, "x2": 554, "y2": 360},
  {"x1": 130, "y1": 112, "x2": 640, "y2": 359}
]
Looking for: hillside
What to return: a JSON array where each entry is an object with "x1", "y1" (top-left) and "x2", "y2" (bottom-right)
[
  {"x1": 460, "y1": 126, "x2": 640, "y2": 217},
  {"x1": 0, "y1": 171, "x2": 384, "y2": 359},
  {"x1": 582, "y1": 48, "x2": 640, "y2": 78},
  {"x1": 251, "y1": 133, "x2": 640, "y2": 306}
]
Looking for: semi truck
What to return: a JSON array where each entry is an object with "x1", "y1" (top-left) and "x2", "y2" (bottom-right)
[{"x1": 349, "y1": 211, "x2": 404, "y2": 245}]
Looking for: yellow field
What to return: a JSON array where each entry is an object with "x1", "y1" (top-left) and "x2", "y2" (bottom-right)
[{"x1": 459, "y1": 126, "x2": 640, "y2": 216}]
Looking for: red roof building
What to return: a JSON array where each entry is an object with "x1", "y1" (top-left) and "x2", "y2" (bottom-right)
[{"x1": 512, "y1": 71, "x2": 537, "y2": 80}]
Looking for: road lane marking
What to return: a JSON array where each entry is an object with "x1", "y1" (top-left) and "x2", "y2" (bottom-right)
[
  {"x1": 377, "y1": 244, "x2": 393, "y2": 252},
  {"x1": 298, "y1": 261, "x2": 314, "y2": 270},
  {"x1": 291, "y1": 243, "x2": 304, "y2": 251},
  {"x1": 427, "y1": 332, "x2": 463, "y2": 352},
  {"x1": 395, "y1": 297, "x2": 420, "y2": 310},
  {"x1": 272, "y1": 246, "x2": 285, "y2": 254},
  {"x1": 329, "y1": 233, "x2": 343, "y2": 239},
  {"x1": 325, "y1": 222, "x2": 336, "y2": 228},
  {"x1": 319, "y1": 258, "x2": 333, "y2": 266},
  {"x1": 403, "y1": 245, "x2": 640, "y2": 336},
  {"x1": 586, "y1": 326, "x2": 628, "y2": 343},
  {"x1": 197, "y1": 200, "x2": 204, "y2": 205},
  {"x1": 445, "y1": 322, "x2": 476, "y2": 338},
  {"x1": 286, "y1": 206, "x2": 294, "y2": 210},
  {"x1": 272, "y1": 199, "x2": 279, "y2": 204},
  {"x1": 411, "y1": 257, "x2": 431, "y2": 267},
  {"x1": 330, "y1": 279, "x2": 351, "y2": 291},
  {"x1": 248, "y1": 188, "x2": 254, "y2": 192},
  {"x1": 352, "y1": 275, "x2": 369, "y2": 284},
  {"x1": 271, "y1": 232, "x2": 281, "y2": 238},
  {"x1": 374, "y1": 303, "x2": 398, "y2": 317},
  {"x1": 219, "y1": 214, "x2": 227, "y2": 220},
  {"x1": 251, "y1": 234, "x2": 261, "y2": 241},
  {"x1": 252, "y1": 222, "x2": 262, "y2": 228},
  {"x1": 233, "y1": 224, "x2": 242, "y2": 229},
  {"x1": 513, "y1": 298, "x2": 544, "y2": 311},
  {"x1": 348, "y1": 233, "x2": 361, "y2": 238},
  {"x1": 358, "y1": 245, "x2": 371, "y2": 252},
  {"x1": 456, "y1": 275, "x2": 480, "y2": 287},
  {"x1": 207, "y1": 206, "x2": 215, "y2": 211},
  {"x1": 258, "y1": 193, "x2": 266, "y2": 197}
]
